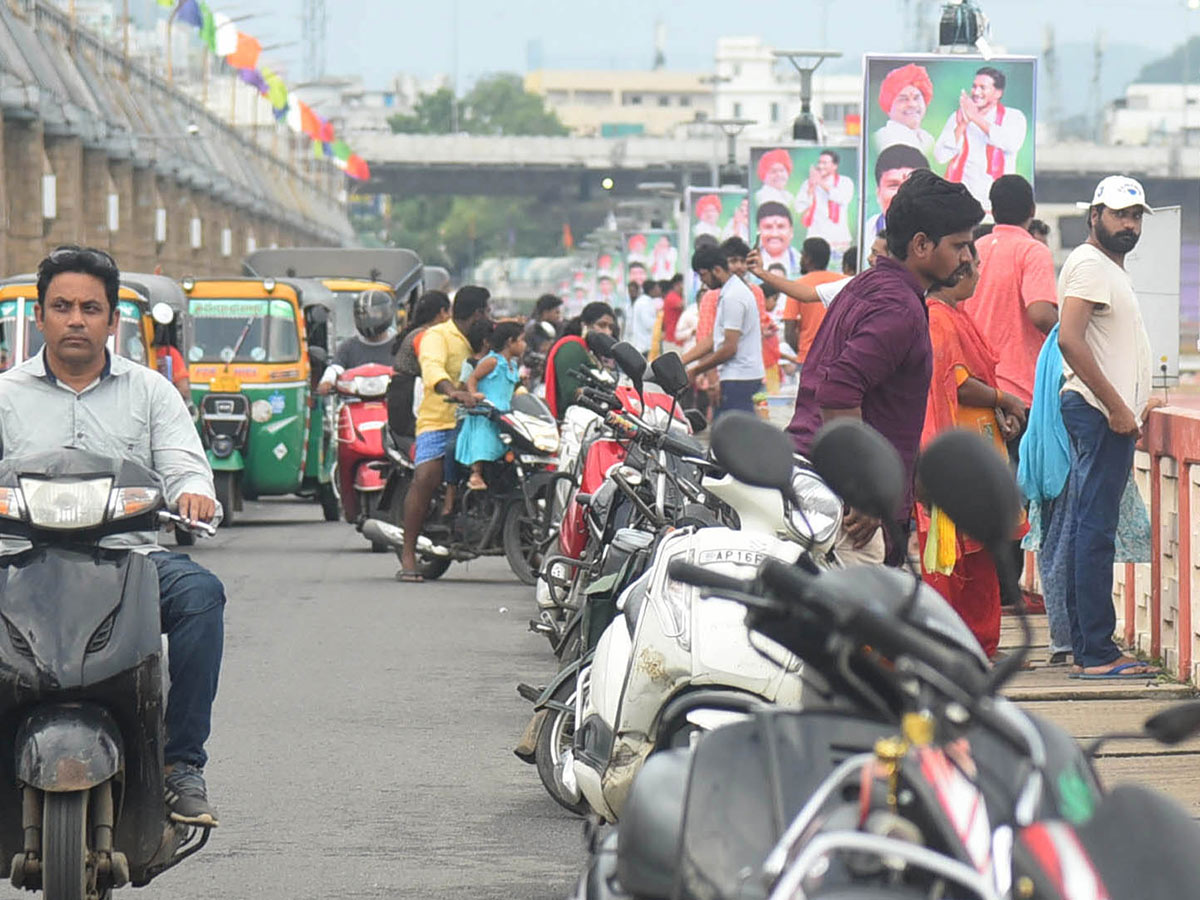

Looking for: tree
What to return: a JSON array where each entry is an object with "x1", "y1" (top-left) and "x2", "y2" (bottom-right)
[
  {"x1": 388, "y1": 73, "x2": 567, "y2": 137},
  {"x1": 1135, "y1": 35, "x2": 1200, "y2": 84}
]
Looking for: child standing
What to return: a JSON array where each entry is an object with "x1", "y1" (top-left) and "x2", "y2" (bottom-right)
[{"x1": 456, "y1": 321, "x2": 525, "y2": 491}]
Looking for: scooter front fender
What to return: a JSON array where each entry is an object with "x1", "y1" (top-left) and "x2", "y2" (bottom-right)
[
  {"x1": 206, "y1": 449, "x2": 245, "y2": 472},
  {"x1": 16, "y1": 703, "x2": 123, "y2": 792}
]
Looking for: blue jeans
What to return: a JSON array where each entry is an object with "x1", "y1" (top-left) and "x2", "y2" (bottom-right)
[
  {"x1": 1060, "y1": 393, "x2": 1135, "y2": 667},
  {"x1": 1036, "y1": 495, "x2": 1075, "y2": 655},
  {"x1": 153, "y1": 552, "x2": 225, "y2": 769},
  {"x1": 717, "y1": 378, "x2": 762, "y2": 418}
]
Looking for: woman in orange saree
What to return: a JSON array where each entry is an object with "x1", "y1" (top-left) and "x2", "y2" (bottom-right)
[{"x1": 917, "y1": 247, "x2": 1026, "y2": 658}]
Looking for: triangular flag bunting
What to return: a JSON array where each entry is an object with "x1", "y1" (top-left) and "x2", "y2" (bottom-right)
[
  {"x1": 225, "y1": 32, "x2": 261, "y2": 70},
  {"x1": 213, "y1": 12, "x2": 238, "y2": 56}
]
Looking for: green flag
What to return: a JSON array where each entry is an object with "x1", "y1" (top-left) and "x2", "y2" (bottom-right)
[
  {"x1": 330, "y1": 140, "x2": 351, "y2": 162},
  {"x1": 199, "y1": 3, "x2": 216, "y2": 52}
]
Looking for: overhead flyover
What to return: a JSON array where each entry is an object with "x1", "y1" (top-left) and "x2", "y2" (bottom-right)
[{"x1": 0, "y1": 0, "x2": 354, "y2": 276}]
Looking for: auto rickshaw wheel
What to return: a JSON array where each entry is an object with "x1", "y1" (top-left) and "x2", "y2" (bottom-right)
[
  {"x1": 318, "y1": 481, "x2": 340, "y2": 522},
  {"x1": 214, "y1": 471, "x2": 238, "y2": 527}
]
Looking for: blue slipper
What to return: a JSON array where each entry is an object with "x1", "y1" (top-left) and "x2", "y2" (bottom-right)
[{"x1": 1068, "y1": 661, "x2": 1160, "y2": 680}]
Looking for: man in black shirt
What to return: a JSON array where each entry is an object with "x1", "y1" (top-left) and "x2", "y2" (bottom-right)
[{"x1": 317, "y1": 289, "x2": 398, "y2": 393}]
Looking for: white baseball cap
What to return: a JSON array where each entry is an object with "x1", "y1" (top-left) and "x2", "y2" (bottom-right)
[{"x1": 1075, "y1": 175, "x2": 1154, "y2": 214}]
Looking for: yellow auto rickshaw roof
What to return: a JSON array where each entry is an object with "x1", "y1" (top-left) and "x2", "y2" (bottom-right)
[
  {"x1": 0, "y1": 283, "x2": 146, "y2": 302},
  {"x1": 180, "y1": 277, "x2": 302, "y2": 301},
  {"x1": 321, "y1": 279, "x2": 394, "y2": 294}
]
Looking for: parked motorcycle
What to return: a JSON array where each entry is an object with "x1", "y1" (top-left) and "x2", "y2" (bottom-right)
[
  {"x1": 576, "y1": 416, "x2": 1200, "y2": 900},
  {"x1": 331, "y1": 362, "x2": 393, "y2": 552},
  {"x1": 363, "y1": 391, "x2": 560, "y2": 583},
  {"x1": 0, "y1": 449, "x2": 217, "y2": 898}
]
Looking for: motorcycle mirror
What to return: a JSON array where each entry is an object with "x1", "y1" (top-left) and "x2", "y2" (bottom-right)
[
  {"x1": 649, "y1": 352, "x2": 688, "y2": 397},
  {"x1": 586, "y1": 331, "x2": 617, "y2": 358},
  {"x1": 539, "y1": 320, "x2": 557, "y2": 340},
  {"x1": 684, "y1": 409, "x2": 707, "y2": 434},
  {"x1": 710, "y1": 412, "x2": 794, "y2": 493},
  {"x1": 150, "y1": 302, "x2": 175, "y2": 326},
  {"x1": 1144, "y1": 700, "x2": 1200, "y2": 745},
  {"x1": 308, "y1": 345, "x2": 329, "y2": 367},
  {"x1": 810, "y1": 420, "x2": 904, "y2": 523},
  {"x1": 610, "y1": 341, "x2": 647, "y2": 397},
  {"x1": 916, "y1": 430, "x2": 1021, "y2": 548}
]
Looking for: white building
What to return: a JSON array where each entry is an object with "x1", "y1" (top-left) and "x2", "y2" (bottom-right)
[
  {"x1": 1106, "y1": 82, "x2": 1200, "y2": 146},
  {"x1": 712, "y1": 37, "x2": 862, "y2": 144},
  {"x1": 292, "y1": 74, "x2": 450, "y2": 134}
]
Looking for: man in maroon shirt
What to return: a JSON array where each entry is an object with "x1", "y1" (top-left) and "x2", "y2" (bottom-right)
[{"x1": 788, "y1": 169, "x2": 984, "y2": 564}]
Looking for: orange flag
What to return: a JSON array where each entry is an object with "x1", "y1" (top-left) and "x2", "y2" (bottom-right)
[
  {"x1": 225, "y1": 32, "x2": 261, "y2": 70},
  {"x1": 562, "y1": 223, "x2": 574, "y2": 251}
]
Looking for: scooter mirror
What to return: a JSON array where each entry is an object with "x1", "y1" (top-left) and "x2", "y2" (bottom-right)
[
  {"x1": 810, "y1": 419, "x2": 905, "y2": 523},
  {"x1": 610, "y1": 341, "x2": 647, "y2": 397},
  {"x1": 150, "y1": 302, "x2": 175, "y2": 326},
  {"x1": 586, "y1": 331, "x2": 617, "y2": 358},
  {"x1": 539, "y1": 320, "x2": 557, "y2": 340},
  {"x1": 650, "y1": 352, "x2": 689, "y2": 397},
  {"x1": 710, "y1": 412, "x2": 794, "y2": 492},
  {"x1": 1144, "y1": 700, "x2": 1200, "y2": 745},
  {"x1": 916, "y1": 429, "x2": 1021, "y2": 548},
  {"x1": 684, "y1": 409, "x2": 707, "y2": 434}
]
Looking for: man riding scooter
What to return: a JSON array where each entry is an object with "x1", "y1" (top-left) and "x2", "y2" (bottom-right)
[
  {"x1": 0, "y1": 245, "x2": 225, "y2": 827},
  {"x1": 398, "y1": 286, "x2": 491, "y2": 582},
  {"x1": 316, "y1": 289, "x2": 399, "y2": 394}
]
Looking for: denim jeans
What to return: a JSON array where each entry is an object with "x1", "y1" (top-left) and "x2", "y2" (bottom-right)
[
  {"x1": 716, "y1": 378, "x2": 762, "y2": 418},
  {"x1": 1035, "y1": 495, "x2": 1075, "y2": 655},
  {"x1": 153, "y1": 552, "x2": 225, "y2": 769},
  {"x1": 1060, "y1": 392, "x2": 1135, "y2": 667}
]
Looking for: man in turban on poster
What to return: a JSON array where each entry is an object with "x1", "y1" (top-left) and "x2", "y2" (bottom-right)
[
  {"x1": 933, "y1": 66, "x2": 1027, "y2": 210},
  {"x1": 694, "y1": 194, "x2": 724, "y2": 240},
  {"x1": 755, "y1": 148, "x2": 795, "y2": 209},
  {"x1": 872, "y1": 62, "x2": 935, "y2": 155},
  {"x1": 796, "y1": 149, "x2": 855, "y2": 253}
]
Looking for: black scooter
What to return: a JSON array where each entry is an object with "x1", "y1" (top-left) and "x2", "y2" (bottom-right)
[{"x1": 0, "y1": 449, "x2": 214, "y2": 898}]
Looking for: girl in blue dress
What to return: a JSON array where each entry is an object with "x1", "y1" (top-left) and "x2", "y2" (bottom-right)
[{"x1": 456, "y1": 321, "x2": 526, "y2": 490}]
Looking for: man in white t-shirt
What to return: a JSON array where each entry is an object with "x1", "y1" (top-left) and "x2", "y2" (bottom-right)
[
  {"x1": 687, "y1": 245, "x2": 764, "y2": 417},
  {"x1": 1056, "y1": 175, "x2": 1159, "y2": 679},
  {"x1": 748, "y1": 231, "x2": 890, "y2": 312},
  {"x1": 627, "y1": 280, "x2": 661, "y2": 355}
]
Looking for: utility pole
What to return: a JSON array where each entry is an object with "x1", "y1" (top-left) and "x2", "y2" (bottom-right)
[
  {"x1": 301, "y1": 0, "x2": 327, "y2": 82},
  {"x1": 1043, "y1": 25, "x2": 1063, "y2": 139},
  {"x1": 1090, "y1": 29, "x2": 1105, "y2": 142}
]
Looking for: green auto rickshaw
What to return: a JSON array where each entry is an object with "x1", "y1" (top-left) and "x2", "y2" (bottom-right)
[{"x1": 183, "y1": 275, "x2": 338, "y2": 526}]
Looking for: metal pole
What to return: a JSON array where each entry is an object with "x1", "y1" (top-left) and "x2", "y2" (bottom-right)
[
  {"x1": 167, "y1": 4, "x2": 180, "y2": 84},
  {"x1": 122, "y1": 0, "x2": 129, "y2": 81}
]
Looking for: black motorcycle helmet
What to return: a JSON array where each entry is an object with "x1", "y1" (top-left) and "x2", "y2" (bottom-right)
[{"x1": 353, "y1": 289, "x2": 397, "y2": 340}]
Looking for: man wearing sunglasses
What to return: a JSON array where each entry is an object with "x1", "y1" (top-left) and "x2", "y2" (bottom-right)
[{"x1": 0, "y1": 246, "x2": 223, "y2": 827}]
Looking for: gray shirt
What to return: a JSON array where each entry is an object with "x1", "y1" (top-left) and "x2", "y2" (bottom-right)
[
  {"x1": 714, "y1": 275, "x2": 766, "y2": 381},
  {"x1": 0, "y1": 350, "x2": 217, "y2": 548}
]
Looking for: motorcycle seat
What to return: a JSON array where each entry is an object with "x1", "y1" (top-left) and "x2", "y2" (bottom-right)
[{"x1": 385, "y1": 428, "x2": 416, "y2": 462}]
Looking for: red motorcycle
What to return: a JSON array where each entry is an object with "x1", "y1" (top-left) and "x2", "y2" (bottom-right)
[{"x1": 333, "y1": 362, "x2": 393, "y2": 551}]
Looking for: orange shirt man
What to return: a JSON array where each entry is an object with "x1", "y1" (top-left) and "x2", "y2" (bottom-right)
[
  {"x1": 781, "y1": 237, "x2": 845, "y2": 362},
  {"x1": 961, "y1": 175, "x2": 1058, "y2": 407}
]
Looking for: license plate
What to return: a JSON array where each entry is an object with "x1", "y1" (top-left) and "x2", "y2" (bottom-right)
[{"x1": 697, "y1": 548, "x2": 767, "y2": 566}]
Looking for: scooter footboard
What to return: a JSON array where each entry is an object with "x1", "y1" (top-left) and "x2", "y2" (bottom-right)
[{"x1": 15, "y1": 703, "x2": 122, "y2": 791}]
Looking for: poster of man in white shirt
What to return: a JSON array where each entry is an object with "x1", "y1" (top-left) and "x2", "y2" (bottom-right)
[
  {"x1": 860, "y1": 54, "x2": 1036, "y2": 251},
  {"x1": 795, "y1": 150, "x2": 855, "y2": 253},
  {"x1": 933, "y1": 66, "x2": 1028, "y2": 210}
]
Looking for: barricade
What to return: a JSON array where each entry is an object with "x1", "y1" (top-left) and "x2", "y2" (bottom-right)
[{"x1": 1021, "y1": 407, "x2": 1200, "y2": 683}]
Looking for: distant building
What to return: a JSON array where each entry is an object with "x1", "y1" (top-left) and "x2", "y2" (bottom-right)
[
  {"x1": 523, "y1": 70, "x2": 713, "y2": 137},
  {"x1": 713, "y1": 37, "x2": 862, "y2": 143},
  {"x1": 1106, "y1": 83, "x2": 1200, "y2": 146},
  {"x1": 292, "y1": 74, "x2": 450, "y2": 133}
]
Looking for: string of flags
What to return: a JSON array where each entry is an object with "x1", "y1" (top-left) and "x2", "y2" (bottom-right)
[{"x1": 157, "y1": 0, "x2": 370, "y2": 180}]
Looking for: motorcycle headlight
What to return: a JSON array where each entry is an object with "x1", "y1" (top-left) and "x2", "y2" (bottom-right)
[
  {"x1": 511, "y1": 411, "x2": 559, "y2": 454},
  {"x1": 19, "y1": 476, "x2": 112, "y2": 530},
  {"x1": 787, "y1": 469, "x2": 842, "y2": 545}
]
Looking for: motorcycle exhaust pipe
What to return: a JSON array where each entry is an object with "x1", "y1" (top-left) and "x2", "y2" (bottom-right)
[{"x1": 361, "y1": 519, "x2": 450, "y2": 557}]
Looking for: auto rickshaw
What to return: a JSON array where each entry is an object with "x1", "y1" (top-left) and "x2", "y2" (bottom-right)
[
  {"x1": 122, "y1": 272, "x2": 193, "y2": 377},
  {"x1": 182, "y1": 275, "x2": 338, "y2": 526},
  {"x1": 243, "y1": 247, "x2": 425, "y2": 343},
  {"x1": 0, "y1": 276, "x2": 154, "y2": 372}
]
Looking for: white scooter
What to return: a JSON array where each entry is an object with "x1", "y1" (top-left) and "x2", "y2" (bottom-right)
[{"x1": 571, "y1": 455, "x2": 844, "y2": 821}]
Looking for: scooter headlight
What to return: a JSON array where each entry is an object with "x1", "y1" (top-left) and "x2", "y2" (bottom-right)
[
  {"x1": 787, "y1": 468, "x2": 842, "y2": 545},
  {"x1": 210, "y1": 436, "x2": 235, "y2": 459},
  {"x1": 352, "y1": 374, "x2": 391, "y2": 398},
  {"x1": 18, "y1": 476, "x2": 112, "y2": 530}
]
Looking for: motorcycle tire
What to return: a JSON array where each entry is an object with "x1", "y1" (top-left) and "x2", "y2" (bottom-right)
[
  {"x1": 535, "y1": 680, "x2": 589, "y2": 816},
  {"x1": 319, "y1": 481, "x2": 340, "y2": 522},
  {"x1": 503, "y1": 495, "x2": 548, "y2": 587},
  {"x1": 43, "y1": 790, "x2": 88, "y2": 900},
  {"x1": 213, "y1": 471, "x2": 237, "y2": 527}
]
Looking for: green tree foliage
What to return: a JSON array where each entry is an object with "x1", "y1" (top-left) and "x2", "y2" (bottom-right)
[
  {"x1": 1136, "y1": 36, "x2": 1200, "y2": 84},
  {"x1": 387, "y1": 74, "x2": 568, "y2": 137}
]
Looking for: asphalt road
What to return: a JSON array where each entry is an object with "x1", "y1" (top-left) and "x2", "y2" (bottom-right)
[{"x1": 135, "y1": 498, "x2": 582, "y2": 900}]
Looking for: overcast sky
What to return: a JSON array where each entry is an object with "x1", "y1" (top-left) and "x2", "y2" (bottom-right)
[{"x1": 161, "y1": 0, "x2": 1198, "y2": 88}]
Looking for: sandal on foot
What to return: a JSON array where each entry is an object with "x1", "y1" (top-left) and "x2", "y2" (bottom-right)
[
  {"x1": 1068, "y1": 660, "x2": 1160, "y2": 680},
  {"x1": 1047, "y1": 650, "x2": 1072, "y2": 667},
  {"x1": 396, "y1": 569, "x2": 425, "y2": 583},
  {"x1": 467, "y1": 475, "x2": 488, "y2": 491}
]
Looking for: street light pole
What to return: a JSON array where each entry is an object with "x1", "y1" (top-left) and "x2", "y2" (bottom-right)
[
  {"x1": 707, "y1": 117, "x2": 756, "y2": 186},
  {"x1": 772, "y1": 49, "x2": 842, "y2": 142}
]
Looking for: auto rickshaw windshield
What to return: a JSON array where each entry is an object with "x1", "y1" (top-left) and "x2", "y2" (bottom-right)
[
  {"x1": 189, "y1": 297, "x2": 300, "y2": 364},
  {"x1": 0, "y1": 298, "x2": 146, "y2": 370}
]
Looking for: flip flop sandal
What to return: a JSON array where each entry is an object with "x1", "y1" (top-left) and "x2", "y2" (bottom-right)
[
  {"x1": 396, "y1": 570, "x2": 425, "y2": 583},
  {"x1": 1068, "y1": 661, "x2": 1160, "y2": 680},
  {"x1": 1047, "y1": 651, "x2": 1072, "y2": 667}
]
